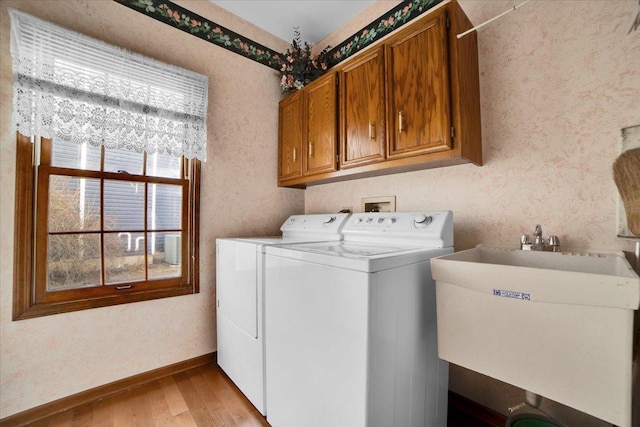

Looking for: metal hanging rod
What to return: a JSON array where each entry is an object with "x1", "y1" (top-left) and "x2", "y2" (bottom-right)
[{"x1": 457, "y1": 0, "x2": 532, "y2": 39}]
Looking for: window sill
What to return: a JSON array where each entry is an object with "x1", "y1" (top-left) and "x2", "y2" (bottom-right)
[{"x1": 13, "y1": 285, "x2": 195, "y2": 321}]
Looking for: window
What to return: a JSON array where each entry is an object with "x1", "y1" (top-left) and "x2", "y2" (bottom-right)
[
  {"x1": 13, "y1": 135, "x2": 200, "y2": 319},
  {"x1": 10, "y1": 10, "x2": 207, "y2": 319}
]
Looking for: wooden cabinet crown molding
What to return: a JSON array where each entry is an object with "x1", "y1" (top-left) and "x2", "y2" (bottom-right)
[{"x1": 277, "y1": 0, "x2": 481, "y2": 189}]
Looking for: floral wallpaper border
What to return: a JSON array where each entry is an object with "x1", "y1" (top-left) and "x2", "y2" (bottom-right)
[
  {"x1": 114, "y1": 0, "x2": 443, "y2": 75},
  {"x1": 113, "y1": 0, "x2": 285, "y2": 71},
  {"x1": 325, "y1": 0, "x2": 443, "y2": 68}
]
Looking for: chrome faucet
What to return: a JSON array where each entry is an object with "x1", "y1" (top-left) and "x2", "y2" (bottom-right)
[{"x1": 520, "y1": 224, "x2": 560, "y2": 252}]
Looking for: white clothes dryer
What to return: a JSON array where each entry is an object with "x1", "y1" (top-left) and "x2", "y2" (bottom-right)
[
  {"x1": 264, "y1": 211, "x2": 453, "y2": 427},
  {"x1": 216, "y1": 213, "x2": 350, "y2": 415}
]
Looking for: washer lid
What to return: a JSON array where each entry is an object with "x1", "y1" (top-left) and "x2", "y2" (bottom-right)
[
  {"x1": 266, "y1": 242, "x2": 453, "y2": 272},
  {"x1": 290, "y1": 241, "x2": 417, "y2": 257}
]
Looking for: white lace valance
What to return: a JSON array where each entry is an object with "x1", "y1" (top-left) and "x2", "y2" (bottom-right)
[{"x1": 9, "y1": 9, "x2": 209, "y2": 161}]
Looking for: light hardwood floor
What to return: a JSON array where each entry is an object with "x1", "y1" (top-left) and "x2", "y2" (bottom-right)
[
  {"x1": 19, "y1": 362, "x2": 505, "y2": 427},
  {"x1": 25, "y1": 363, "x2": 268, "y2": 427}
]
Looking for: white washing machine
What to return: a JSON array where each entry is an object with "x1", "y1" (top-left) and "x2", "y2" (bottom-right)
[
  {"x1": 216, "y1": 213, "x2": 350, "y2": 415},
  {"x1": 264, "y1": 211, "x2": 453, "y2": 427}
]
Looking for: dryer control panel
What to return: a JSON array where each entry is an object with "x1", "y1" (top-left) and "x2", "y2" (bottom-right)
[{"x1": 280, "y1": 213, "x2": 350, "y2": 240}]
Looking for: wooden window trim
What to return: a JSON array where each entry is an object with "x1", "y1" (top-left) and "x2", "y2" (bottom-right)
[
  {"x1": 13, "y1": 133, "x2": 36, "y2": 320},
  {"x1": 12, "y1": 134, "x2": 200, "y2": 320}
]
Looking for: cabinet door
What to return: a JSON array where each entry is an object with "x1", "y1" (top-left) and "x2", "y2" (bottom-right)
[
  {"x1": 278, "y1": 90, "x2": 304, "y2": 182},
  {"x1": 340, "y1": 47, "x2": 386, "y2": 169},
  {"x1": 304, "y1": 73, "x2": 338, "y2": 176},
  {"x1": 387, "y1": 10, "x2": 451, "y2": 159}
]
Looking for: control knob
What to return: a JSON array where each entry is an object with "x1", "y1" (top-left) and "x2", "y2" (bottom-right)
[{"x1": 413, "y1": 214, "x2": 432, "y2": 229}]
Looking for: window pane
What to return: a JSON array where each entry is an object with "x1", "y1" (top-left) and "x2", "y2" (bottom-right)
[
  {"x1": 49, "y1": 175, "x2": 101, "y2": 232},
  {"x1": 148, "y1": 184, "x2": 182, "y2": 230},
  {"x1": 51, "y1": 139, "x2": 101, "y2": 171},
  {"x1": 104, "y1": 233, "x2": 145, "y2": 284},
  {"x1": 148, "y1": 232, "x2": 182, "y2": 280},
  {"x1": 104, "y1": 180, "x2": 144, "y2": 231},
  {"x1": 104, "y1": 147, "x2": 143, "y2": 175},
  {"x1": 113, "y1": 231, "x2": 146, "y2": 253},
  {"x1": 48, "y1": 233, "x2": 101, "y2": 290},
  {"x1": 147, "y1": 152, "x2": 181, "y2": 178}
]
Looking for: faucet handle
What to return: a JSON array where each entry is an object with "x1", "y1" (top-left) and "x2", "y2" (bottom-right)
[
  {"x1": 548, "y1": 235, "x2": 559, "y2": 246},
  {"x1": 534, "y1": 224, "x2": 542, "y2": 237}
]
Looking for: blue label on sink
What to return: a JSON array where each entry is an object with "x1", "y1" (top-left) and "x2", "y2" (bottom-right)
[{"x1": 493, "y1": 289, "x2": 531, "y2": 301}]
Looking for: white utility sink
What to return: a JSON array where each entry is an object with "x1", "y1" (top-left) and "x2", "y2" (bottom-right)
[{"x1": 431, "y1": 246, "x2": 640, "y2": 427}]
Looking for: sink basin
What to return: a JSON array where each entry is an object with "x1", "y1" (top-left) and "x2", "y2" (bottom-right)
[
  {"x1": 433, "y1": 245, "x2": 639, "y2": 309},
  {"x1": 431, "y1": 246, "x2": 640, "y2": 427}
]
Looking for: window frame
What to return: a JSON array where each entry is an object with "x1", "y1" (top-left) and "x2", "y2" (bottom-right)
[{"x1": 12, "y1": 133, "x2": 200, "y2": 320}]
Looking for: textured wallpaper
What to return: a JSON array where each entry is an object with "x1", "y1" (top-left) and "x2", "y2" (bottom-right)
[
  {"x1": 0, "y1": 0, "x2": 303, "y2": 418},
  {"x1": 1, "y1": 0, "x2": 638, "y2": 424},
  {"x1": 306, "y1": 1, "x2": 640, "y2": 426},
  {"x1": 309, "y1": 0, "x2": 640, "y2": 255}
]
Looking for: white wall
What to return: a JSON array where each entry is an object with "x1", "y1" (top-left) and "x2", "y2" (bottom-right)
[
  {"x1": 306, "y1": 1, "x2": 640, "y2": 426},
  {"x1": 0, "y1": 0, "x2": 304, "y2": 418}
]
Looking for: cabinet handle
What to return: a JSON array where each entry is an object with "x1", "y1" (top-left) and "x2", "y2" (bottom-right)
[
  {"x1": 308, "y1": 142, "x2": 314, "y2": 158},
  {"x1": 369, "y1": 122, "x2": 376, "y2": 140},
  {"x1": 292, "y1": 147, "x2": 297, "y2": 162},
  {"x1": 398, "y1": 111, "x2": 405, "y2": 133}
]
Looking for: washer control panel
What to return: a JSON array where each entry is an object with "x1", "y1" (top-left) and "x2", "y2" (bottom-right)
[{"x1": 342, "y1": 211, "x2": 453, "y2": 247}]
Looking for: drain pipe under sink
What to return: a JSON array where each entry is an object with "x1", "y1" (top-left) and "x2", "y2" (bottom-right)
[
  {"x1": 507, "y1": 390, "x2": 542, "y2": 414},
  {"x1": 507, "y1": 391, "x2": 569, "y2": 427}
]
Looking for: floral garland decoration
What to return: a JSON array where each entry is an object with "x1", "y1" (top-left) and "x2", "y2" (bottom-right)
[{"x1": 279, "y1": 28, "x2": 331, "y2": 93}]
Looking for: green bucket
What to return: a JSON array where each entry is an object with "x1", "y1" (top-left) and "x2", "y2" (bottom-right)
[{"x1": 507, "y1": 413, "x2": 562, "y2": 427}]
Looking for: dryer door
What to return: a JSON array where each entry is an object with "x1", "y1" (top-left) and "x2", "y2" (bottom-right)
[{"x1": 216, "y1": 240, "x2": 258, "y2": 338}]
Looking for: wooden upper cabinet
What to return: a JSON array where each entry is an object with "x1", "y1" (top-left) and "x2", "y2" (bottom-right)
[
  {"x1": 277, "y1": 0, "x2": 481, "y2": 188},
  {"x1": 386, "y1": 9, "x2": 451, "y2": 159},
  {"x1": 304, "y1": 73, "x2": 338, "y2": 176},
  {"x1": 278, "y1": 90, "x2": 304, "y2": 182},
  {"x1": 339, "y1": 47, "x2": 387, "y2": 169}
]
